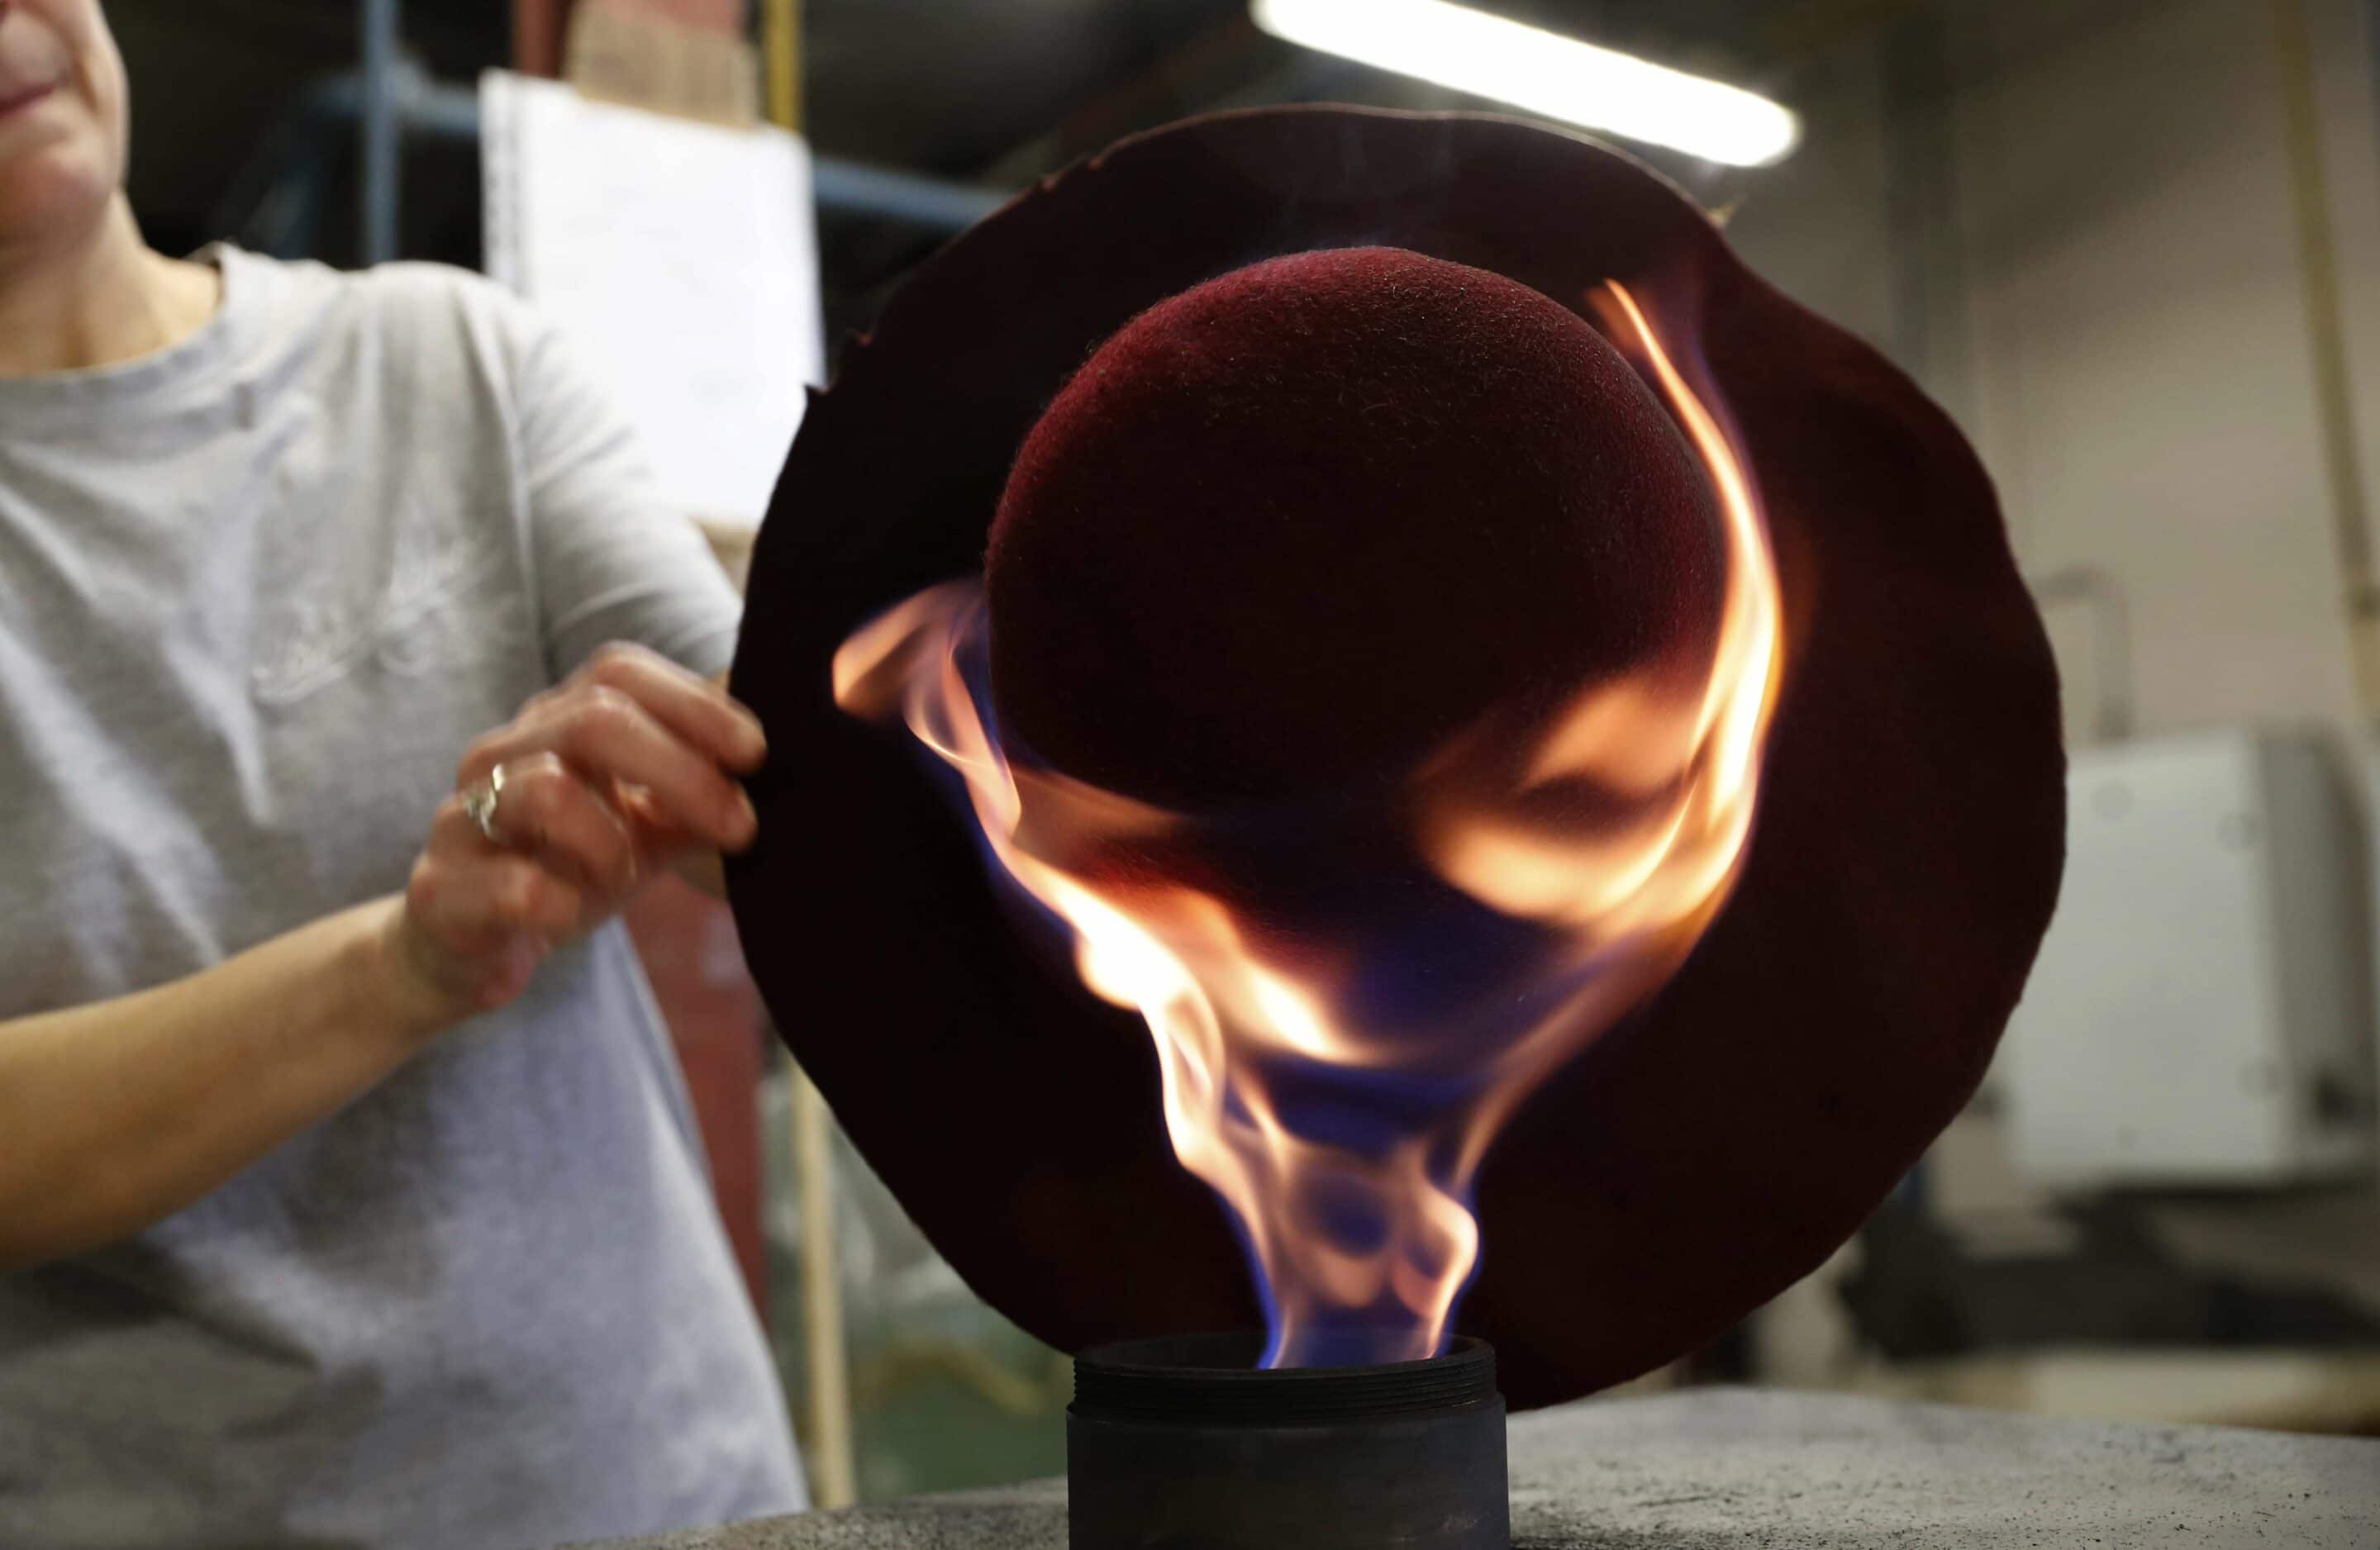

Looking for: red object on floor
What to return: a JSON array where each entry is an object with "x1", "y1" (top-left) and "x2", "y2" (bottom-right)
[{"x1": 624, "y1": 873, "x2": 770, "y2": 1321}]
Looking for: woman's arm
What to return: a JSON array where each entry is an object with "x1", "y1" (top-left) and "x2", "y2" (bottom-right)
[
  {"x1": 0, "y1": 644, "x2": 764, "y2": 1272},
  {"x1": 0, "y1": 897, "x2": 445, "y2": 1270}
]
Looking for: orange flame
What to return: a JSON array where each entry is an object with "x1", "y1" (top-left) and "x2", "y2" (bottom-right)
[{"x1": 833, "y1": 282, "x2": 1781, "y2": 1367}]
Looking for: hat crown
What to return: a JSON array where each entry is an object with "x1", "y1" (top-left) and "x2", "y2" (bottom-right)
[{"x1": 987, "y1": 245, "x2": 1726, "y2": 809}]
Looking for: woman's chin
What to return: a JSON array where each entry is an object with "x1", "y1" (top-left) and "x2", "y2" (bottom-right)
[{"x1": 0, "y1": 134, "x2": 115, "y2": 253}]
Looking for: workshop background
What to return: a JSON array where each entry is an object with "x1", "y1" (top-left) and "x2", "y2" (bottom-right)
[{"x1": 104, "y1": 0, "x2": 2380, "y2": 1504}]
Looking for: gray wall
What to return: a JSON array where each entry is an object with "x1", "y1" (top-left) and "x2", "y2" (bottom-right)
[
  {"x1": 1730, "y1": 0, "x2": 2380, "y2": 750},
  {"x1": 1725, "y1": 0, "x2": 2380, "y2": 1374}
]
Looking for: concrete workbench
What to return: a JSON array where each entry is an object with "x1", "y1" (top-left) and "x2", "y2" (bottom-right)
[{"x1": 583, "y1": 1387, "x2": 2380, "y2": 1548}]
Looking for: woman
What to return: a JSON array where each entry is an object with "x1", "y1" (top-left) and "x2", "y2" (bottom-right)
[{"x1": 0, "y1": 2, "x2": 807, "y2": 1544}]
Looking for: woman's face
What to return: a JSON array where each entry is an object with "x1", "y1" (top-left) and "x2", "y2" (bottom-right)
[{"x1": 0, "y1": 0, "x2": 127, "y2": 254}]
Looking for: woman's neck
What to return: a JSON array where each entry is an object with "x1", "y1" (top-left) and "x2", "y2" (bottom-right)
[{"x1": 0, "y1": 195, "x2": 222, "y2": 378}]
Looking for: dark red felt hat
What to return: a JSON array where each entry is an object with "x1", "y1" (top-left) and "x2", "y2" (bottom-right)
[{"x1": 726, "y1": 106, "x2": 2064, "y2": 1409}]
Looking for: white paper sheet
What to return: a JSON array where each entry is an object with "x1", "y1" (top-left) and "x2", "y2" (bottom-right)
[{"x1": 481, "y1": 69, "x2": 824, "y2": 527}]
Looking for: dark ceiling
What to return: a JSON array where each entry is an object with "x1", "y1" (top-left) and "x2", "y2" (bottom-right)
[{"x1": 105, "y1": 0, "x2": 1915, "y2": 309}]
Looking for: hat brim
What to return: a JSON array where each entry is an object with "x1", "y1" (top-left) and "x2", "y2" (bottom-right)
[{"x1": 726, "y1": 106, "x2": 2064, "y2": 1409}]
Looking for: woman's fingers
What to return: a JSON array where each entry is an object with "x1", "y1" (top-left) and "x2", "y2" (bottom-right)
[
  {"x1": 578, "y1": 644, "x2": 767, "y2": 773},
  {"x1": 457, "y1": 692, "x2": 754, "y2": 855},
  {"x1": 453, "y1": 754, "x2": 641, "y2": 897},
  {"x1": 401, "y1": 758, "x2": 661, "y2": 1014},
  {"x1": 403, "y1": 816, "x2": 589, "y2": 1009},
  {"x1": 397, "y1": 644, "x2": 765, "y2": 1021}
]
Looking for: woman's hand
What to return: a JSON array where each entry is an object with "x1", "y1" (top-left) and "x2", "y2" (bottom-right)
[
  {"x1": 387, "y1": 644, "x2": 767, "y2": 1021},
  {"x1": 0, "y1": 647, "x2": 762, "y2": 1266}
]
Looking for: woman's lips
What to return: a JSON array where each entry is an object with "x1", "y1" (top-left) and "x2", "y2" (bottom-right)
[{"x1": 0, "y1": 81, "x2": 59, "y2": 120}]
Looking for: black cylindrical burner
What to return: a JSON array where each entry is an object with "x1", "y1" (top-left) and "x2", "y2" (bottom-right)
[{"x1": 1067, "y1": 1334, "x2": 1508, "y2": 1550}]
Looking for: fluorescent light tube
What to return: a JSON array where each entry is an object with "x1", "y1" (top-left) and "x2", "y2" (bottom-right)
[{"x1": 1251, "y1": 0, "x2": 1800, "y2": 167}]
